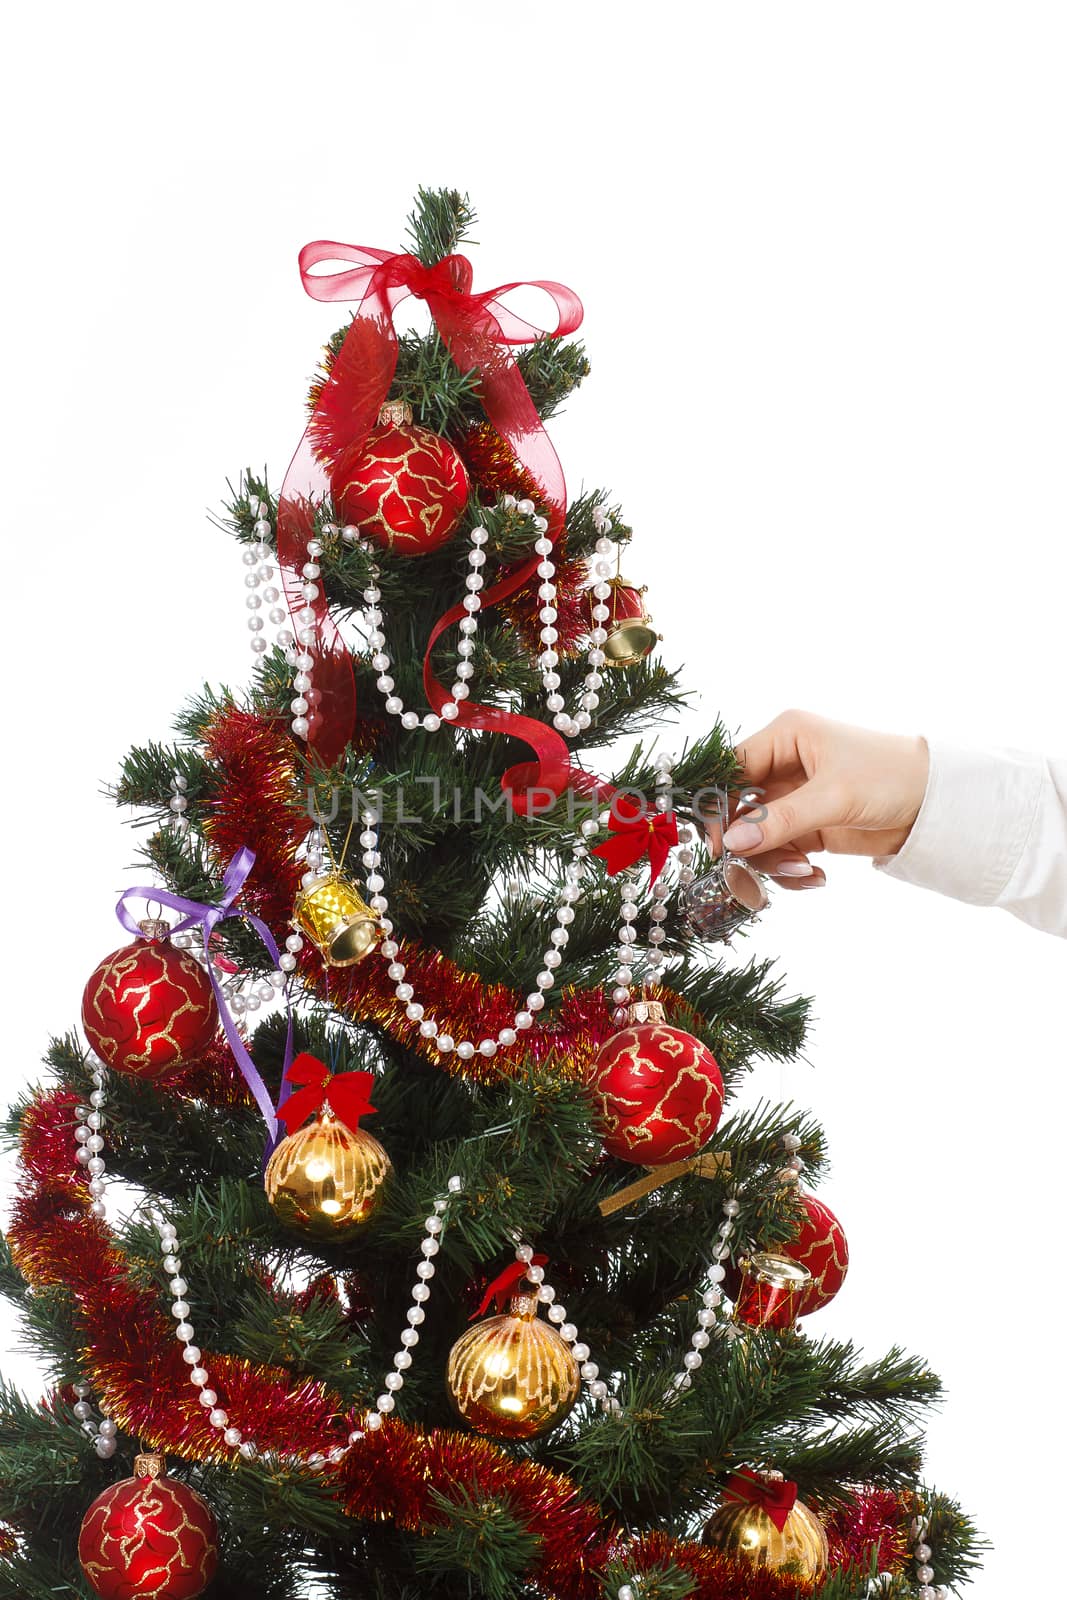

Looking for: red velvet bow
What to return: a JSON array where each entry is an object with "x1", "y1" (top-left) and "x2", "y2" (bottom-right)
[
  {"x1": 473, "y1": 1254, "x2": 549, "y2": 1318},
  {"x1": 591, "y1": 796, "x2": 679, "y2": 884},
  {"x1": 722, "y1": 1468, "x2": 799, "y2": 1533},
  {"x1": 275, "y1": 1053, "x2": 378, "y2": 1134},
  {"x1": 279, "y1": 238, "x2": 584, "y2": 803}
]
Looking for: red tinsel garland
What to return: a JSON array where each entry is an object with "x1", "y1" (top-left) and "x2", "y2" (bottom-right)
[
  {"x1": 7, "y1": 1083, "x2": 813, "y2": 1600},
  {"x1": 822, "y1": 1487, "x2": 912, "y2": 1576},
  {"x1": 197, "y1": 706, "x2": 712, "y2": 1086}
]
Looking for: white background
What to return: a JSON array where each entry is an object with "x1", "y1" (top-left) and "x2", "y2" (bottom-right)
[{"x1": 3, "y1": 4, "x2": 1065, "y2": 1594}]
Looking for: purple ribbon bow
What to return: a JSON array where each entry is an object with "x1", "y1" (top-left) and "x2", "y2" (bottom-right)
[{"x1": 116, "y1": 847, "x2": 288, "y2": 1139}]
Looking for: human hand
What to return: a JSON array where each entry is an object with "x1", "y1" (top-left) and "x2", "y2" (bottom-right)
[{"x1": 715, "y1": 711, "x2": 930, "y2": 889}]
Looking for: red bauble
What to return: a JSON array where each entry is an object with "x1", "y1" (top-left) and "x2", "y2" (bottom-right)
[
  {"x1": 78, "y1": 1456, "x2": 219, "y2": 1600},
  {"x1": 82, "y1": 932, "x2": 218, "y2": 1079},
  {"x1": 590, "y1": 1013, "x2": 724, "y2": 1165},
  {"x1": 331, "y1": 415, "x2": 469, "y2": 556},
  {"x1": 781, "y1": 1193, "x2": 849, "y2": 1316}
]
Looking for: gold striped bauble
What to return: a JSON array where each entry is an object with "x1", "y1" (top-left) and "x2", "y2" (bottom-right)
[
  {"x1": 446, "y1": 1294, "x2": 580, "y2": 1440},
  {"x1": 264, "y1": 1114, "x2": 391, "y2": 1239},
  {"x1": 703, "y1": 1496, "x2": 828, "y2": 1580}
]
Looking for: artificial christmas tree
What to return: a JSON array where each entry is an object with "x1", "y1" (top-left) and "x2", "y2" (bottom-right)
[{"x1": 0, "y1": 189, "x2": 983, "y2": 1598}]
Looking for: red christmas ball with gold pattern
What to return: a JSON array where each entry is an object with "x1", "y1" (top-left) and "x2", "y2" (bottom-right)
[
  {"x1": 78, "y1": 1454, "x2": 219, "y2": 1600},
  {"x1": 781, "y1": 1193, "x2": 849, "y2": 1316},
  {"x1": 331, "y1": 400, "x2": 469, "y2": 556},
  {"x1": 81, "y1": 922, "x2": 218, "y2": 1080},
  {"x1": 589, "y1": 1002, "x2": 724, "y2": 1165}
]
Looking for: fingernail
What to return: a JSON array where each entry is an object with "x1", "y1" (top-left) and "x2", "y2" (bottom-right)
[
  {"x1": 776, "y1": 861, "x2": 813, "y2": 877},
  {"x1": 722, "y1": 820, "x2": 763, "y2": 852},
  {"x1": 794, "y1": 876, "x2": 825, "y2": 888}
]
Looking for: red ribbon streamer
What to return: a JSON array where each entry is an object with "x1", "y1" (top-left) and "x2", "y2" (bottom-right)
[
  {"x1": 590, "y1": 795, "x2": 680, "y2": 884},
  {"x1": 282, "y1": 238, "x2": 584, "y2": 800},
  {"x1": 473, "y1": 1255, "x2": 549, "y2": 1318},
  {"x1": 276, "y1": 1053, "x2": 377, "y2": 1134},
  {"x1": 722, "y1": 1469, "x2": 799, "y2": 1533}
]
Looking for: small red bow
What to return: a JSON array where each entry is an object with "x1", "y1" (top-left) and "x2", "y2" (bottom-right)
[
  {"x1": 722, "y1": 1468, "x2": 799, "y2": 1532},
  {"x1": 591, "y1": 796, "x2": 679, "y2": 884},
  {"x1": 276, "y1": 1053, "x2": 378, "y2": 1134},
  {"x1": 472, "y1": 1255, "x2": 549, "y2": 1319}
]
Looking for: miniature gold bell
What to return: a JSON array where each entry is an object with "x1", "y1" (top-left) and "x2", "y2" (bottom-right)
[
  {"x1": 600, "y1": 579, "x2": 660, "y2": 667},
  {"x1": 292, "y1": 870, "x2": 381, "y2": 967}
]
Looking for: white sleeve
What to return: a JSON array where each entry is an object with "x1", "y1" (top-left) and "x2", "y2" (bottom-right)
[{"x1": 874, "y1": 741, "x2": 1067, "y2": 938}]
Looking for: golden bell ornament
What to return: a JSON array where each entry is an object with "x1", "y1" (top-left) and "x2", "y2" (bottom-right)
[
  {"x1": 704, "y1": 1495, "x2": 828, "y2": 1581},
  {"x1": 264, "y1": 1113, "x2": 391, "y2": 1239},
  {"x1": 446, "y1": 1293, "x2": 580, "y2": 1440},
  {"x1": 292, "y1": 870, "x2": 382, "y2": 967},
  {"x1": 599, "y1": 578, "x2": 660, "y2": 667}
]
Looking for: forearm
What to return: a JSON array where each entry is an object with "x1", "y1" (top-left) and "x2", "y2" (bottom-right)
[{"x1": 875, "y1": 741, "x2": 1067, "y2": 938}]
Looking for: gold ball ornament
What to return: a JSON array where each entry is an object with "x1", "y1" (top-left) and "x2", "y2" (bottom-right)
[
  {"x1": 264, "y1": 1113, "x2": 391, "y2": 1240},
  {"x1": 704, "y1": 1495, "x2": 829, "y2": 1581},
  {"x1": 446, "y1": 1293, "x2": 580, "y2": 1440}
]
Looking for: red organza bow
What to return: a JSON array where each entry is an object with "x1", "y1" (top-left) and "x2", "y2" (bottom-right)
[
  {"x1": 591, "y1": 796, "x2": 680, "y2": 884},
  {"x1": 473, "y1": 1255, "x2": 549, "y2": 1318},
  {"x1": 722, "y1": 1469, "x2": 799, "y2": 1533},
  {"x1": 275, "y1": 1053, "x2": 377, "y2": 1134},
  {"x1": 280, "y1": 238, "x2": 584, "y2": 807}
]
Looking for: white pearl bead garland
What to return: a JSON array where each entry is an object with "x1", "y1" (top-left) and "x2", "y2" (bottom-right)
[
  {"x1": 238, "y1": 490, "x2": 310, "y2": 738},
  {"x1": 508, "y1": 494, "x2": 607, "y2": 741},
  {"x1": 356, "y1": 1174, "x2": 465, "y2": 1439},
  {"x1": 352, "y1": 496, "x2": 614, "y2": 740},
  {"x1": 510, "y1": 1241, "x2": 619, "y2": 1413},
  {"x1": 74, "y1": 1059, "x2": 109, "y2": 1222},
  {"x1": 71, "y1": 1379, "x2": 119, "y2": 1460},
  {"x1": 71, "y1": 1078, "x2": 464, "y2": 1469},
  {"x1": 149, "y1": 1178, "x2": 465, "y2": 1462},
  {"x1": 168, "y1": 922, "x2": 289, "y2": 1017},
  {"x1": 168, "y1": 770, "x2": 190, "y2": 840},
  {"x1": 606, "y1": 754, "x2": 695, "y2": 1008},
  {"x1": 356, "y1": 523, "x2": 478, "y2": 729},
  {"x1": 362, "y1": 809, "x2": 593, "y2": 1058},
  {"x1": 667, "y1": 1195, "x2": 736, "y2": 1395},
  {"x1": 911, "y1": 1511, "x2": 943, "y2": 1600}
]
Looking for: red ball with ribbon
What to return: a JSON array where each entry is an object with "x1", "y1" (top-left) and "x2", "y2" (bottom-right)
[
  {"x1": 703, "y1": 1468, "x2": 829, "y2": 1580},
  {"x1": 81, "y1": 923, "x2": 218, "y2": 1080},
  {"x1": 265, "y1": 1056, "x2": 392, "y2": 1236},
  {"x1": 275, "y1": 1053, "x2": 380, "y2": 1135},
  {"x1": 330, "y1": 399, "x2": 470, "y2": 556},
  {"x1": 78, "y1": 1454, "x2": 218, "y2": 1600}
]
